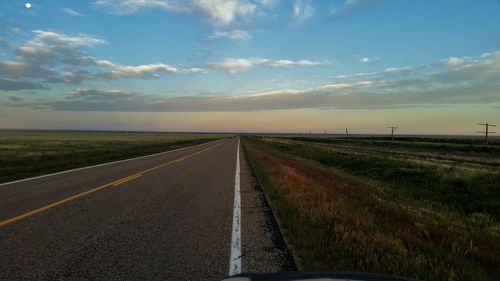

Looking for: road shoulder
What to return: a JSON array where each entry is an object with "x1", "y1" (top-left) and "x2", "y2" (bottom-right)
[{"x1": 239, "y1": 144, "x2": 296, "y2": 273}]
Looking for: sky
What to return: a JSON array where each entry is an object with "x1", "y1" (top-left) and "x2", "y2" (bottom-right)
[{"x1": 0, "y1": 0, "x2": 499, "y2": 134}]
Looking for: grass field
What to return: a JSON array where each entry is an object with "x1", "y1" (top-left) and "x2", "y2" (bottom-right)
[
  {"x1": 242, "y1": 136, "x2": 500, "y2": 281},
  {"x1": 0, "y1": 130, "x2": 229, "y2": 183}
]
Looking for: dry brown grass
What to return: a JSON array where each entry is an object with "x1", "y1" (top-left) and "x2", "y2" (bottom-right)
[{"x1": 243, "y1": 138, "x2": 499, "y2": 281}]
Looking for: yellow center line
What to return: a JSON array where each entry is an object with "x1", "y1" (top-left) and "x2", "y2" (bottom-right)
[
  {"x1": 112, "y1": 174, "x2": 142, "y2": 186},
  {"x1": 0, "y1": 142, "x2": 223, "y2": 227}
]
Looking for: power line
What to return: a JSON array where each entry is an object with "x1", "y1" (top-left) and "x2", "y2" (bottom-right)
[
  {"x1": 477, "y1": 123, "x2": 496, "y2": 145},
  {"x1": 387, "y1": 126, "x2": 398, "y2": 141}
]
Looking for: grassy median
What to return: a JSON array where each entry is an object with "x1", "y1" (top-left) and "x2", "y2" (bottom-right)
[
  {"x1": 0, "y1": 130, "x2": 228, "y2": 183},
  {"x1": 242, "y1": 136, "x2": 499, "y2": 281}
]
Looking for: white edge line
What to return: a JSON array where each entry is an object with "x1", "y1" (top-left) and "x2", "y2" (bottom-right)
[
  {"x1": 0, "y1": 139, "x2": 222, "y2": 187},
  {"x1": 229, "y1": 138, "x2": 242, "y2": 276}
]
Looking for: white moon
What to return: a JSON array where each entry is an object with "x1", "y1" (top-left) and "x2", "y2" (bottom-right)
[{"x1": 25, "y1": 2, "x2": 32, "y2": 9}]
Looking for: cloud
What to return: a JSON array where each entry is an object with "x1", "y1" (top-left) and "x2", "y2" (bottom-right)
[
  {"x1": 258, "y1": 58, "x2": 328, "y2": 68},
  {"x1": 0, "y1": 30, "x2": 204, "y2": 88},
  {"x1": 94, "y1": 0, "x2": 264, "y2": 26},
  {"x1": 14, "y1": 30, "x2": 106, "y2": 65},
  {"x1": 23, "y1": 30, "x2": 104, "y2": 49},
  {"x1": 61, "y1": 8, "x2": 85, "y2": 16},
  {"x1": 322, "y1": 80, "x2": 379, "y2": 90},
  {"x1": 61, "y1": 71, "x2": 94, "y2": 84},
  {"x1": 11, "y1": 30, "x2": 178, "y2": 78},
  {"x1": 99, "y1": 64, "x2": 178, "y2": 78},
  {"x1": 0, "y1": 31, "x2": 90, "y2": 90},
  {"x1": 182, "y1": 67, "x2": 208, "y2": 74},
  {"x1": 9, "y1": 96, "x2": 23, "y2": 103},
  {"x1": 0, "y1": 78, "x2": 47, "y2": 91},
  {"x1": 32, "y1": 88, "x2": 159, "y2": 111},
  {"x1": 47, "y1": 88, "x2": 164, "y2": 111},
  {"x1": 209, "y1": 57, "x2": 254, "y2": 73},
  {"x1": 30, "y1": 51, "x2": 500, "y2": 112},
  {"x1": 259, "y1": 59, "x2": 296, "y2": 68},
  {"x1": 360, "y1": 56, "x2": 380, "y2": 64},
  {"x1": 255, "y1": 0, "x2": 280, "y2": 7},
  {"x1": 4, "y1": 30, "x2": 332, "y2": 91},
  {"x1": 194, "y1": 0, "x2": 258, "y2": 25},
  {"x1": 333, "y1": 72, "x2": 376, "y2": 79},
  {"x1": 440, "y1": 57, "x2": 464, "y2": 67},
  {"x1": 208, "y1": 30, "x2": 251, "y2": 41},
  {"x1": 59, "y1": 63, "x2": 180, "y2": 82},
  {"x1": 0, "y1": 61, "x2": 54, "y2": 78},
  {"x1": 293, "y1": 0, "x2": 314, "y2": 24},
  {"x1": 384, "y1": 66, "x2": 411, "y2": 73},
  {"x1": 331, "y1": 0, "x2": 381, "y2": 20},
  {"x1": 69, "y1": 88, "x2": 142, "y2": 100},
  {"x1": 93, "y1": 0, "x2": 186, "y2": 15},
  {"x1": 207, "y1": 57, "x2": 330, "y2": 72}
]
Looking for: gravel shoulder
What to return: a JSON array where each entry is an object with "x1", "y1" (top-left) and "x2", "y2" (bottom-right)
[{"x1": 239, "y1": 145, "x2": 296, "y2": 273}]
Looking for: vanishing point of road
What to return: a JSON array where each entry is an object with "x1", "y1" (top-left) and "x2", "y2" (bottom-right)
[{"x1": 0, "y1": 137, "x2": 295, "y2": 281}]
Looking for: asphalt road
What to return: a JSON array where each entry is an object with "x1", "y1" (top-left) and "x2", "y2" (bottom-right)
[{"x1": 0, "y1": 137, "x2": 257, "y2": 281}]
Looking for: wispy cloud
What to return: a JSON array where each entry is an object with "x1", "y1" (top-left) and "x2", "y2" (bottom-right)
[
  {"x1": 69, "y1": 88, "x2": 143, "y2": 100},
  {"x1": 182, "y1": 67, "x2": 208, "y2": 74},
  {"x1": 93, "y1": 0, "x2": 320, "y2": 41},
  {"x1": 258, "y1": 58, "x2": 329, "y2": 68},
  {"x1": 208, "y1": 29, "x2": 251, "y2": 41},
  {"x1": 208, "y1": 57, "x2": 254, "y2": 73},
  {"x1": 331, "y1": 0, "x2": 383, "y2": 20},
  {"x1": 92, "y1": 0, "x2": 322, "y2": 42},
  {"x1": 93, "y1": 0, "x2": 265, "y2": 26},
  {"x1": 61, "y1": 8, "x2": 85, "y2": 16},
  {"x1": 208, "y1": 57, "x2": 330, "y2": 72},
  {"x1": 360, "y1": 56, "x2": 380, "y2": 64},
  {"x1": 333, "y1": 72, "x2": 376, "y2": 80},
  {"x1": 293, "y1": 0, "x2": 315, "y2": 24}
]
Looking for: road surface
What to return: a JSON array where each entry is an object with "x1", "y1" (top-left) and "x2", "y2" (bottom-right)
[{"x1": 0, "y1": 137, "x2": 294, "y2": 281}]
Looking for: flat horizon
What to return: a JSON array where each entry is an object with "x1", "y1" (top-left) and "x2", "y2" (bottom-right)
[{"x1": 1, "y1": 128, "x2": 499, "y2": 139}]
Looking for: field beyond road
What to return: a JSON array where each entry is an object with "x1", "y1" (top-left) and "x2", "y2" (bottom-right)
[
  {"x1": 242, "y1": 136, "x2": 500, "y2": 281},
  {"x1": 0, "y1": 130, "x2": 229, "y2": 183}
]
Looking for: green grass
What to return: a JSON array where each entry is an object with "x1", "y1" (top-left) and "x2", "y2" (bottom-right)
[
  {"x1": 259, "y1": 137, "x2": 500, "y2": 219},
  {"x1": 288, "y1": 136, "x2": 500, "y2": 156},
  {"x1": 0, "y1": 130, "x2": 229, "y2": 183},
  {"x1": 242, "y1": 136, "x2": 500, "y2": 281}
]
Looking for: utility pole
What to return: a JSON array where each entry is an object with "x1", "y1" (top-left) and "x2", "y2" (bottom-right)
[
  {"x1": 387, "y1": 126, "x2": 398, "y2": 141},
  {"x1": 477, "y1": 123, "x2": 496, "y2": 145}
]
